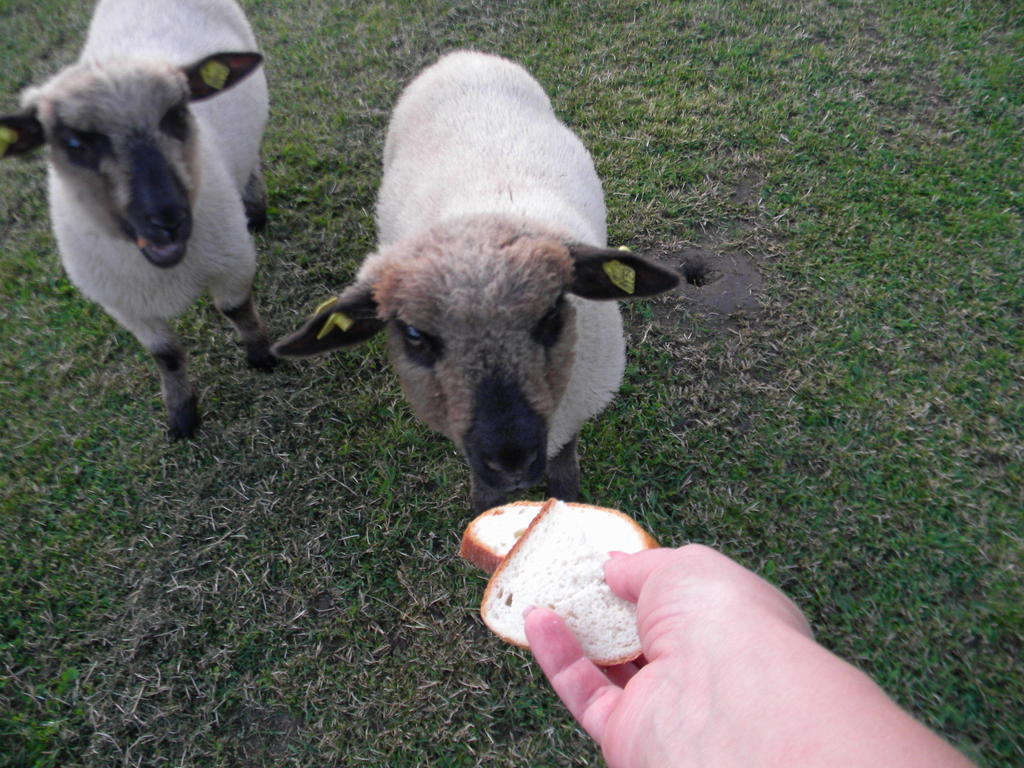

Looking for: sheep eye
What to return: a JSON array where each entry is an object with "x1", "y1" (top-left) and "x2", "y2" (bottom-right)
[
  {"x1": 64, "y1": 132, "x2": 89, "y2": 155},
  {"x1": 57, "y1": 126, "x2": 110, "y2": 169},
  {"x1": 159, "y1": 104, "x2": 190, "y2": 141},
  {"x1": 396, "y1": 320, "x2": 441, "y2": 367},
  {"x1": 532, "y1": 295, "x2": 565, "y2": 348}
]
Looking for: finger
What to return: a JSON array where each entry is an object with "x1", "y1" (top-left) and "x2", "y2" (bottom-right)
[
  {"x1": 525, "y1": 606, "x2": 623, "y2": 745},
  {"x1": 603, "y1": 547, "x2": 687, "y2": 603}
]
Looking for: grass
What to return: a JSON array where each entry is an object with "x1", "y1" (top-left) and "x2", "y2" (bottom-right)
[{"x1": 1, "y1": 0, "x2": 1021, "y2": 765}]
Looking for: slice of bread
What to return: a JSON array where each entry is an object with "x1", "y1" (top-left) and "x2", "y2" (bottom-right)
[{"x1": 475, "y1": 498, "x2": 658, "y2": 665}]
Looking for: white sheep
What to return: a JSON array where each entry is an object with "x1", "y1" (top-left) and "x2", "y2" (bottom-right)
[
  {"x1": 0, "y1": 0, "x2": 275, "y2": 439},
  {"x1": 274, "y1": 50, "x2": 679, "y2": 511}
]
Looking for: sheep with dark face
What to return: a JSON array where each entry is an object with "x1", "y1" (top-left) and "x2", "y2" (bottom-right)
[
  {"x1": 0, "y1": 0, "x2": 275, "y2": 439},
  {"x1": 274, "y1": 51, "x2": 679, "y2": 511}
]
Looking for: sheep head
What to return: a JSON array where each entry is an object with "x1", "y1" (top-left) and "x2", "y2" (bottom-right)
[
  {"x1": 0, "y1": 52, "x2": 262, "y2": 268},
  {"x1": 274, "y1": 215, "x2": 679, "y2": 502}
]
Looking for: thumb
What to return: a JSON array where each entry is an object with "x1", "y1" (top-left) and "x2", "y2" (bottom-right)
[
  {"x1": 603, "y1": 547, "x2": 688, "y2": 603},
  {"x1": 524, "y1": 606, "x2": 623, "y2": 746}
]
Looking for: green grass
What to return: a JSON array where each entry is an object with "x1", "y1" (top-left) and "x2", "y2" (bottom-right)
[{"x1": 1, "y1": 0, "x2": 1021, "y2": 765}]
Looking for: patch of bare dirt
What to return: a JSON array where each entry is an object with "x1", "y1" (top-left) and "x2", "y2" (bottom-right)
[
  {"x1": 637, "y1": 173, "x2": 770, "y2": 332},
  {"x1": 640, "y1": 226, "x2": 766, "y2": 334},
  {"x1": 730, "y1": 171, "x2": 762, "y2": 206},
  {"x1": 677, "y1": 241, "x2": 763, "y2": 320}
]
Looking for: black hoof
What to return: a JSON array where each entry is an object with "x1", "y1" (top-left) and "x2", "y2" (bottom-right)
[
  {"x1": 167, "y1": 395, "x2": 200, "y2": 440},
  {"x1": 545, "y1": 481, "x2": 579, "y2": 503},
  {"x1": 246, "y1": 344, "x2": 278, "y2": 372}
]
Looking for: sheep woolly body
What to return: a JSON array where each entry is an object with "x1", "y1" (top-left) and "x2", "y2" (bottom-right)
[
  {"x1": 13, "y1": 0, "x2": 272, "y2": 437},
  {"x1": 373, "y1": 51, "x2": 627, "y2": 459}
]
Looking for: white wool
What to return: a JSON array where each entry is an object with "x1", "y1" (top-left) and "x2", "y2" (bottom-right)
[
  {"x1": 549, "y1": 299, "x2": 624, "y2": 456},
  {"x1": 482, "y1": 501, "x2": 650, "y2": 663}
]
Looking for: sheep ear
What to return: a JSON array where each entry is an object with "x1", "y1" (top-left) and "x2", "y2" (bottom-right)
[
  {"x1": 183, "y1": 52, "x2": 263, "y2": 101},
  {"x1": 272, "y1": 286, "x2": 384, "y2": 358},
  {"x1": 569, "y1": 245, "x2": 680, "y2": 299},
  {"x1": 0, "y1": 111, "x2": 45, "y2": 157}
]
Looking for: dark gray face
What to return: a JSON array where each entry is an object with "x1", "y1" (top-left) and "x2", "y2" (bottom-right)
[
  {"x1": 5, "y1": 53, "x2": 266, "y2": 269},
  {"x1": 270, "y1": 216, "x2": 682, "y2": 510},
  {"x1": 119, "y1": 125, "x2": 193, "y2": 268},
  {"x1": 351, "y1": 226, "x2": 580, "y2": 500},
  {"x1": 41, "y1": 62, "x2": 199, "y2": 268},
  {"x1": 386, "y1": 288, "x2": 573, "y2": 498}
]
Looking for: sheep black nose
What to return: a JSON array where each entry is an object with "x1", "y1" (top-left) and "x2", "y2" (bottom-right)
[
  {"x1": 466, "y1": 373, "x2": 548, "y2": 492},
  {"x1": 483, "y1": 448, "x2": 539, "y2": 478},
  {"x1": 148, "y1": 208, "x2": 189, "y2": 239},
  {"x1": 476, "y1": 445, "x2": 544, "y2": 492}
]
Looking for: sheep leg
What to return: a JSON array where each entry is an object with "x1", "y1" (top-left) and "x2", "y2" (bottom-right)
[
  {"x1": 122, "y1": 318, "x2": 199, "y2": 439},
  {"x1": 470, "y1": 474, "x2": 510, "y2": 514},
  {"x1": 211, "y1": 265, "x2": 276, "y2": 371},
  {"x1": 242, "y1": 165, "x2": 268, "y2": 232},
  {"x1": 546, "y1": 435, "x2": 580, "y2": 502},
  {"x1": 152, "y1": 342, "x2": 200, "y2": 440},
  {"x1": 218, "y1": 294, "x2": 277, "y2": 371}
]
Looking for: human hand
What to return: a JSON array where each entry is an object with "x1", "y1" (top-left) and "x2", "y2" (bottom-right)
[
  {"x1": 524, "y1": 544, "x2": 811, "y2": 767},
  {"x1": 525, "y1": 544, "x2": 973, "y2": 768}
]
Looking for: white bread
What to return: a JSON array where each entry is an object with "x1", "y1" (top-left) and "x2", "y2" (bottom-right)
[
  {"x1": 459, "y1": 501, "x2": 546, "y2": 574},
  {"x1": 474, "y1": 498, "x2": 658, "y2": 665},
  {"x1": 459, "y1": 499, "x2": 657, "y2": 575}
]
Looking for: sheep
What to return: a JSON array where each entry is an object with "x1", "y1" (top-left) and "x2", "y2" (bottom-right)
[
  {"x1": 273, "y1": 51, "x2": 679, "y2": 512},
  {"x1": 0, "y1": 0, "x2": 275, "y2": 439}
]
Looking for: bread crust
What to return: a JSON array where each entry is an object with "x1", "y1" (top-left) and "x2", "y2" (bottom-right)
[{"x1": 474, "y1": 498, "x2": 658, "y2": 665}]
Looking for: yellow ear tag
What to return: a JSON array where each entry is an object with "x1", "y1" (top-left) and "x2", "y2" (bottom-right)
[
  {"x1": 603, "y1": 259, "x2": 636, "y2": 294},
  {"x1": 199, "y1": 59, "x2": 231, "y2": 90},
  {"x1": 0, "y1": 125, "x2": 18, "y2": 156},
  {"x1": 316, "y1": 311, "x2": 354, "y2": 340},
  {"x1": 314, "y1": 296, "x2": 338, "y2": 316}
]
